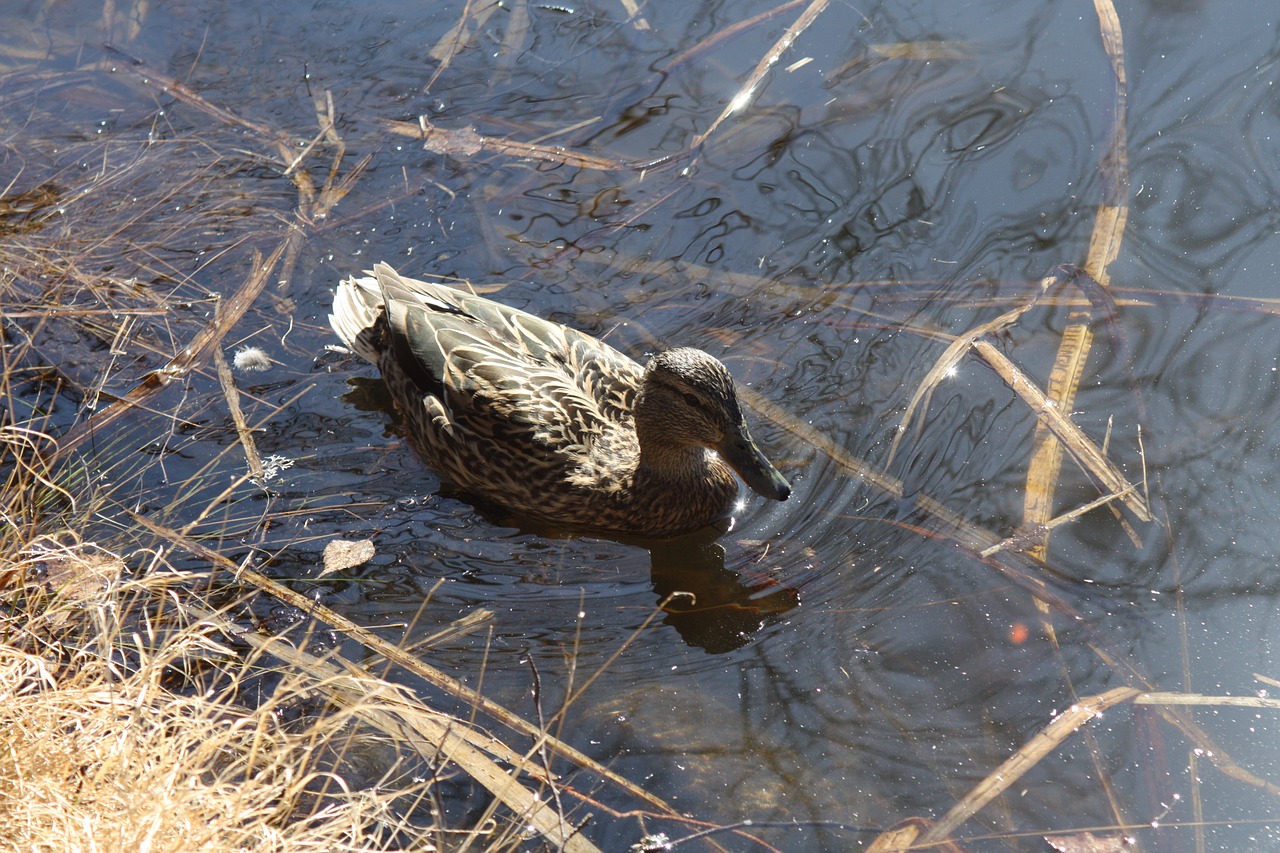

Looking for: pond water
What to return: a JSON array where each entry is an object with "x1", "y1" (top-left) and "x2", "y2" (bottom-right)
[{"x1": 4, "y1": 0, "x2": 1280, "y2": 849}]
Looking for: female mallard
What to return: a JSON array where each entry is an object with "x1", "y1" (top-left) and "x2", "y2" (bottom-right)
[{"x1": 329, "y1": 263, "x2": 790, "y2": 537}]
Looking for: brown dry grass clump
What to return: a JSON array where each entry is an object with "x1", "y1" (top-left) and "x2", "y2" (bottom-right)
[{"x1": 0, "y1": 540, "x2": 426, "y2": 853}]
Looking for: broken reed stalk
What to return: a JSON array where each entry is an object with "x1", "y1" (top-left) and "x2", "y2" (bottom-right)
[
  {"x1": 914, "y1": 687, "x2": 1140, "y2": 847},
  {"x1": 37, "y1": 51, "x2": 365, "y2": 475},
  {"x1": 658, "y1": 0, "x2": 811, "y2": 73},
  {"x1": 1020, "y1": 0, "x2": 1132, "y2": 560},
  {"x1": 381, "y1": 118, "x2": 626, "y2": 171},
  {"x1": 690, "y1": 0, "x2": 831, "y2": 151},
  {"x1": 212, "y1": 328, "x2": 266, "y2": 483},
  {"x1": 884, "y1": 266, "x2": 1150, "y2": 525},
  {"x1": 49, "y1": 244, "x2": 283, "y2": 461},
  {"x1": 741, "y1": 386, "x2": 1093, "y2": 620},
  {"x1": 397, "y1": 0, "x2": 832, "y2": 177},
  {"x1": 972, "y1": 337, "x2": 1150, "y2": 524},
  {"x1": 424, "y1": 0, "x2": 500, "y2": 95}
]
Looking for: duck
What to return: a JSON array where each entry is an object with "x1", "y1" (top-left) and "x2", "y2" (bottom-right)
[{"x1": 329, "y1": 263, "x2": 790, "y2": 537}]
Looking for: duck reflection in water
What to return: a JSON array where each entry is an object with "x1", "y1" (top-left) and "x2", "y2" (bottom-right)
[{"x1": 647, "y1": 530, "x2": 800, "y2": 654}]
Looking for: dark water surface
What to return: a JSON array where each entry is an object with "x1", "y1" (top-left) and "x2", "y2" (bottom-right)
[{"x1": 5, "y1": 0, "x2": 1280, "y2": 849}]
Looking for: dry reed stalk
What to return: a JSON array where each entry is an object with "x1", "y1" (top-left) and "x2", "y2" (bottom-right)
[
  {"x1": 381, "y1": 117, "x2": 626, "y2": 171},
  {"x1": 1134, "y1": 693, "x2": 1280, "y2": 708},
  {"x1": 211, "y1": 345, "x2": 266, "y2": 482},
  {"x1": 741, "y1": 385, "x2": 1092, "y2": 619},
  {"x1": 188, "y1": 603, "x2": 604, "y2": 853},
  {"x1": 914, "y1": 687, "x2": 1140, "y2": 847},
  {"x1": 49, "y1": 245, "x2": 284, "y2": 461},
  {"x1": 690, "y1": 0, "x2": 831, "y2": 151},
  {"x1": 657, "y1": 0, "x2": 810, "y2": 73},
  {"x1": 391, "y1": 0, "x2": 835, "y2": 181},
  {"x1": 615, "y1": 0, "x2": 651, "y2": 31},
  {"x1": 1020, "y1": 0, "x2": 1132, "y2": 559},
  {"x1": 885, "y1": 264, "x2": 1150, "y2": 524},
  {"x1": 1088, "y1": 645, "x2": 1280, "y2": 801},
  {"x1": 972, "y1": 338, "x2": 1150, "y2": 524},
  {"x1": 425, "y1": 0, "x2": 502, "y2": 95},
  {"x1": 120, "y1": 512, "x2": 771, "y2": 849}
]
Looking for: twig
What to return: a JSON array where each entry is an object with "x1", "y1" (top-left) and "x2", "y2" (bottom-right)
[{"x1": 211, "y1": 343, "x2": 265, "y2": 483}]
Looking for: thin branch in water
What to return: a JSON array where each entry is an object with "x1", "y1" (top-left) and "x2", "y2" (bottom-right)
[{"x1": 690, "y1": 0, "x2": 830, "y2": 152}]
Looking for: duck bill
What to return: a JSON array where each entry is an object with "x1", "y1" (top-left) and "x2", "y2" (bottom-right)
[{"x1": 718, "y1": 422, "x2": 791, "y2": 501}]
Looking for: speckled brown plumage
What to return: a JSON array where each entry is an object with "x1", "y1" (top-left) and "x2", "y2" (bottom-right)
[{"x1": 330, "y1": 263, "x2": 790, "y2": 537}]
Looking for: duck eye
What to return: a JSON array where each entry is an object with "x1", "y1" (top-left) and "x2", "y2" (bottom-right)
[{"x1": 682, "y1": 392, "x2": 702, "y2": 408}]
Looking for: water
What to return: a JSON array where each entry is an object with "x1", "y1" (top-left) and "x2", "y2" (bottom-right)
[{"x1": 4, "y1": 0, "x2": 1280, "y2": 849}]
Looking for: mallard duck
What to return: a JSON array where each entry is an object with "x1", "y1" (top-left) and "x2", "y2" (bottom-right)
[{"x1": 329, "y1": 263, "x2": 790, "y2": 537}]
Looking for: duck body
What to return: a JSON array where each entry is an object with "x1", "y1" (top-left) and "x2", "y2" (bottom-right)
[{"x1": 330, "y1": 263, "x2": 790, "y2": 537}]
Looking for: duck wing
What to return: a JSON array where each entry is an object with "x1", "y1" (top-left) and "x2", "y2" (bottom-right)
[{"x1": 370, "y1": 264, "x2": 643, "y2": 450}]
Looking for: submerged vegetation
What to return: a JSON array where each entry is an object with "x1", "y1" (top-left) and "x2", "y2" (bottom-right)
[{"x1": 2, "y1": 0, "x2": 1280, "y2": 850}]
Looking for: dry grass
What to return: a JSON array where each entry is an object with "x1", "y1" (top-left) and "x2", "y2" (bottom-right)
[
  {"x1": 0, "y1": 40, "x2": 446, "y2": 841},
  {"x1": 0, "y1": 543, "x2": 436, "y2": 853}
]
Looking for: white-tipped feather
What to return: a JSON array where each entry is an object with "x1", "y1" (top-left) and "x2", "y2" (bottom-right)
[{"x1": 328, "y1": 276, "x2": 384, "y2": 365}]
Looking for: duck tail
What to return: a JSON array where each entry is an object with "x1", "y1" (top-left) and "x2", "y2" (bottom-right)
[{"x1": 329, "y1": 274, "x2": 384, "y2": 365}]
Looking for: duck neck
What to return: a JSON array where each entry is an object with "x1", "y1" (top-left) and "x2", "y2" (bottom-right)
[
  {"x1": 632, "y1": 392, "x2": 704, "y2": 481},
  {"x1": 630, "y1": 394, "x2": 738, "y2": 532},
  {"x1": 635, "y1": 437, "x2": 712, "y2": 482},
  {"x1": 633, "y1": 420, "x2": 734, "y2": 496}
]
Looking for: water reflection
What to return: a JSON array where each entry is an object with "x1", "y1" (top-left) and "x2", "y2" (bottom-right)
[{"x1": 648, "y1": 535, "x2": 800, "y2": 654}]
